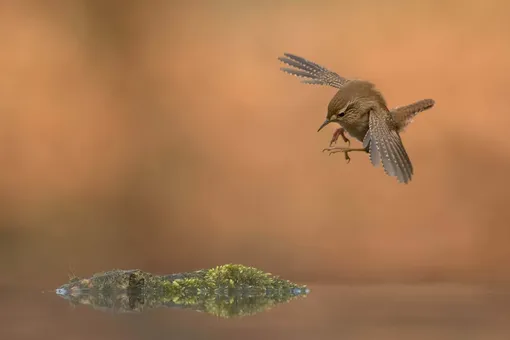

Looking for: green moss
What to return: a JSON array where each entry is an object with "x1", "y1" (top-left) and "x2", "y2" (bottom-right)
[
  {"x1": 55, "y1": 264, "x2": 309, "y2": 318},
  {"x1": 205, "y1": 264, "x2": 273, "y2": 287},
  {"x1": 160, "y1": 264, "x2": 306, "y2": 294}
]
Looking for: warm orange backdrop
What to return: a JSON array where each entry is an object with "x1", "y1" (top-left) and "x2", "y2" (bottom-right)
[{"x1": 1, "y1": 0, "x2": 510, "y2": 289}]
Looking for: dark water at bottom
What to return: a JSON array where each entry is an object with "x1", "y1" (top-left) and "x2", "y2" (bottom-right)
[{"x1": 3, "y1": 283, "x2": 510, "y2": 340}]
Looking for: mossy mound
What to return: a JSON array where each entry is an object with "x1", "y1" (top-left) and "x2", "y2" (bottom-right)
[
  {"x1": 56, "y1": 264, "x2": 309, "y2": 318},
  {"x1": 162, "y1": 264, "x2": 306, "y2": 295}
]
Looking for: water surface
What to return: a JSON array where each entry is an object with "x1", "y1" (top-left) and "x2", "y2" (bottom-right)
[{"x1": 3, "y1": 282, "x2": 510, "y2": 340}]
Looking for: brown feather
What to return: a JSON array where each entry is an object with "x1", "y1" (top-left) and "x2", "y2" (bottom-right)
[
  {"x1": 278, "y1": 53, "x2": 348, "y2": 89},
  {"x1": 391, "y1": 99, "x2": 435, "y2": 131},
  {"x1": 368, "y1": 108, "x2": 413, "y2": 184}
]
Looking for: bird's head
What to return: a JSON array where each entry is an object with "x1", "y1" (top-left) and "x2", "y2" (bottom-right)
[{"x1": 317, "y1": 80, "x2": 386, "y2": 132}]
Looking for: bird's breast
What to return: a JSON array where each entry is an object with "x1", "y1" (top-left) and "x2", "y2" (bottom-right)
[{"x1": 340, "y1": 121, "x2": 369, "y2": 143}]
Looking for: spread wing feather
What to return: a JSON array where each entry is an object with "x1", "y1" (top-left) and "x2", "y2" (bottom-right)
[
  {"x1": 363, "y1": 131, "x2": 380, "y2": 167},
  {"x1": 278, "y1": 53, "x2": 349, "y2": 89},
  {"x1": 367, "y1": 109, "x2": 414, "y2": 184}
]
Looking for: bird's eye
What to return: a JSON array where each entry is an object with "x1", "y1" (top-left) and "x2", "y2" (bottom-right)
[{"x1": 338, "y1": 112, "x2": 345, "y2": 117}]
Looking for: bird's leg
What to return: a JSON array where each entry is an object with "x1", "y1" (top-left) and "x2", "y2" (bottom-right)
[
  {"x1": 322, "y1": 147, "x2": 367, "y2": 164},
  {"x1": 329, "y1": 127, "x2": 350, "y2": 147}
]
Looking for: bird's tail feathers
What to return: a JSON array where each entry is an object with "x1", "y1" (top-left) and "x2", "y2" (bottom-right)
[{"x1": 391, "y1": 99, "x2": 435, "y2": 130}]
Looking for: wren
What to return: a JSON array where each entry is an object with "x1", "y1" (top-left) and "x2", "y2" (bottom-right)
[{"x1": 278, "y1": 53, "x2": 434, "y2": 184}]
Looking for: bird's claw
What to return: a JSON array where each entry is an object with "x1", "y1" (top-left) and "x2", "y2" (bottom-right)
[
  {"x1": 345, "y1": 153, "x2": 351, "y2": 164},
  {"x1": 322, "y1": 147, "x2": 351, "y2": 164},
  {"x1": 330, "y1": 128, "x2": 351, "y2": 147}
]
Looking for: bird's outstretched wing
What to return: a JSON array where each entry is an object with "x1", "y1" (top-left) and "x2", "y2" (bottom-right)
[
  {"x1": 365, "y1": 108, "x2": 413, "y2": 184},
  {"x1": 278, "y1": 53, "x2": 349, "y2": 89}
]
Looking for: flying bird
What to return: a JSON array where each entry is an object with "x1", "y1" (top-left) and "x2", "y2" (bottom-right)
[{"x1": 278, "y1": 53, "x2": 435, "y2": 184}]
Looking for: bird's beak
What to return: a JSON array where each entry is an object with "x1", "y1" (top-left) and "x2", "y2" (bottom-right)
[{"x1": 317, "y1": 119, "x2": 331, "y2": 132}]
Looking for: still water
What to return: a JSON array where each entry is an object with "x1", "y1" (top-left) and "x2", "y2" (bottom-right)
[{"x1": 3, "y1": 282, "x2": 510, "y2": 339}]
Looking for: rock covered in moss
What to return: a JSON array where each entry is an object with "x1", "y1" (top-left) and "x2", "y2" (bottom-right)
[
  {"x1": 55, "y1": 264, "x2": 309, "y2": 318},
  {"x1": 161, "y1": 264, "x2": 307, "y2": 295}
]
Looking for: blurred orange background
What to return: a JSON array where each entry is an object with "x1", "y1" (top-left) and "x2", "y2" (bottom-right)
[{"x1": 1, "y1": 0, "x2": 510, "y2": 290}]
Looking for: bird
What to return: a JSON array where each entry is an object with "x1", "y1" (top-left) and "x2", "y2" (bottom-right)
[{"x1": 278, "y1": 52, "x2": 435, "y2": 184}]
